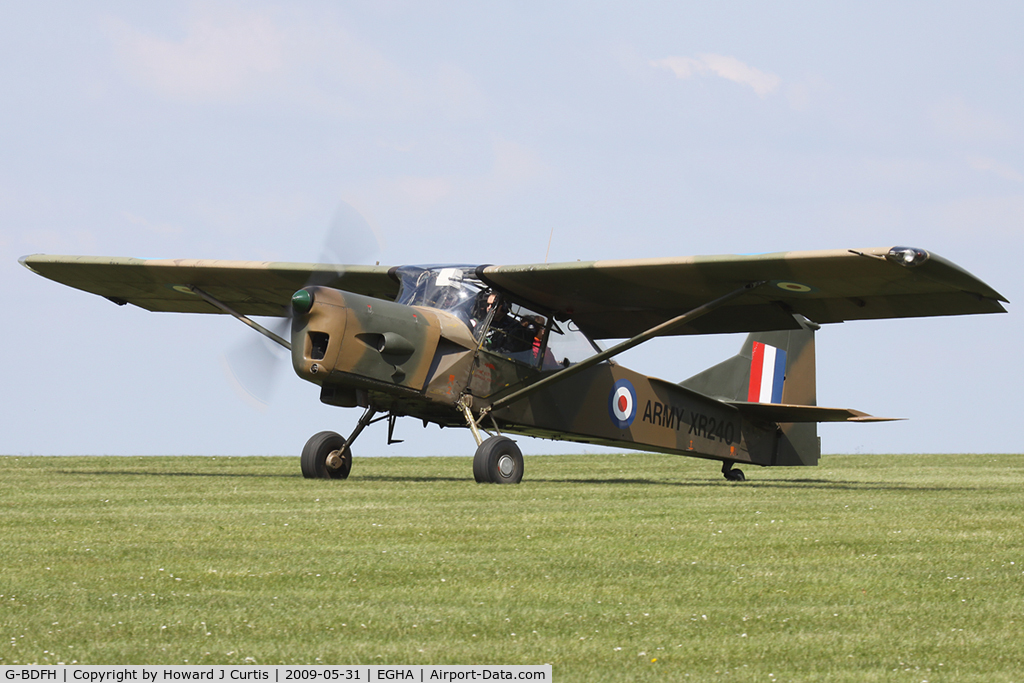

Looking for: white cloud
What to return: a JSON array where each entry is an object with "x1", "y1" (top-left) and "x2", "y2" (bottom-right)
[
  {"x1": 19, "y1": 228, "x2": 98, "y2": 254},
  {"x1": 356, "y1": 138, "x2": 552, "y2": 213},
  {"x1": 931, "y1": 99, "x2": 1017, "y2": 143},
  {"x1": 122, "y1": 211, "x2": 185, "y2": 237},
  {"x1": 967, "y1": 156, "x2": 1024, "y2": 183},
  {"x1": 107, "y1": 9, "x2": 286, "y2": 102},
  {"x1": 651, "y1": 53, "x2": 781, "y2": 97},
  {"x1": 926, "y1": 194, "x2": 1024, "y2": 239},
  {"x1": 106, "y1": 8, "x2": 485, "y2": 118}
]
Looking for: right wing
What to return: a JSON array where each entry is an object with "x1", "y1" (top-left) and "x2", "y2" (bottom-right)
[{"x1": 20, "y1": 255, "x2": 399, "y2": 317}]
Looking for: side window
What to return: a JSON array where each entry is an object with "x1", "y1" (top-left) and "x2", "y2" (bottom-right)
[
  {"x1": 543, "y1": 320, "x2": 602, "y2": 370},
  {"x1": 480, "y1": 296, "x2": 548, "y2": 367},
  {"x1": 475, "y1": 293, "x2": 602, "y2": 370}
]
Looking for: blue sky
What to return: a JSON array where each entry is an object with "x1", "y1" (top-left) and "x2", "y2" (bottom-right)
[{"x1": 2, "y1": 2, "x2": 1020, "y2": 459}]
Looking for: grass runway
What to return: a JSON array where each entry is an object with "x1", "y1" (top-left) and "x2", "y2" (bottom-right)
[{"x1": 1, "y1": 452, "x2": 1022, "y2": 681}]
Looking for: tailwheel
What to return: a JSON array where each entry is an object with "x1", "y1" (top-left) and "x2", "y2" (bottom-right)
[
  {"x1": 301, "y1": 430, "x2": 352, "y2": 479},
  {"x1": 473, "y1": 435, "x2": 524, "y2": 484},
  {"x1": 722, "y1": 461, "x2": 745, "y2": 482}
]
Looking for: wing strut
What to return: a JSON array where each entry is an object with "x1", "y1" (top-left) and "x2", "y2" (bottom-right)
[
  {"x1": 489, "y1": 281, "x2": 765, "y2": 411},
  {"x1": 188, "y1": 285, "x2": 292, "y2": 350}
]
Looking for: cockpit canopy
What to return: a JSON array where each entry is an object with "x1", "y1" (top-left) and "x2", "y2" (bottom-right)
[
  {"x1": 393, "y1": 265, "x2": 485, "y2": 327},
  {"x1": 394, "y1": 264, "x2": 601, "y2": 369}
]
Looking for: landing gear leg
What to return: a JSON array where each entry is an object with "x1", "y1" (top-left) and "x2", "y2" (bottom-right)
[
  {"x1": 300, "y1": 407, "x2": 377, "y2": 479},
  {"x1": 722, "y1": 460, "x2": 745, "y2": 482}
]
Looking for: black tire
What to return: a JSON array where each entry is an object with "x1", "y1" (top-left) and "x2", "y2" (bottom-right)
[
  {"x1": 301, "y1": 431, "x2": 351, "y2": 479},
  {"x1": 473, "y1": 435, "x2": 524, "y2": 484},
  {"x1": 724, "y1": 468, "x2": 745, "y2": 482}
]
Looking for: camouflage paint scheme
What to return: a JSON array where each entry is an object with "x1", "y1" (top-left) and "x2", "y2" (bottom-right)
[
  {"x1": 489, "y1": 322, "x2": 823, "y2": 467},
  {"x1": 21, "y1": 247, "x2": 1004, "y2": 330},
  {"x1": 293, "y1": 292, "x2": 825, "y2": 468},
  {"x1": 21, "y1": 246, "x2": 1008, "y2": 479}
]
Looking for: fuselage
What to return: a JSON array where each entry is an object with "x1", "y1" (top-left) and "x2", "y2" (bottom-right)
[{"x1": 289, "y1": 269, "x2": 803, "y2": 468}]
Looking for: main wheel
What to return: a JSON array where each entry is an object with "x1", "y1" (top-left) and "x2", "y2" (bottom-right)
[
  {"x1": 301, "y1": 431, "x2": 352, "y2": 479},
  {"x1": 473, "y1": 435, "x2": 524, "y2": 484},
  {"x1": 724, "y1": 468, "x2": 745, "y2": 482}
]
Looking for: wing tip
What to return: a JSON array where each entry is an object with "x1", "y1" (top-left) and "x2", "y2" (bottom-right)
[
  {"x1": 18, "y1": 254, "x2": 41, "y2": 274},
  {"x1": 847, "y1": 409, "x2": 904, "y2": 422}
]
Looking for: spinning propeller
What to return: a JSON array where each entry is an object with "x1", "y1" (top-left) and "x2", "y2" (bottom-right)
[{"x1": 221, "y1": 201, "x2": 383, "y2": 407}]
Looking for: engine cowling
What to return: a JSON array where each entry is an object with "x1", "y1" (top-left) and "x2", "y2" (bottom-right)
[{"x1": 290, "y1": 286, "x2": 443, "y2": 392}]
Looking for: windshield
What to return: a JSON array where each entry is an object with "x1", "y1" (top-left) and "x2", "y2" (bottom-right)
[
  {"x1": 394, "y1": 264, "x2": 603, "y2": 368},
  {"x1": 394, "y1": 265, "x2": 487, "y2": 327}
]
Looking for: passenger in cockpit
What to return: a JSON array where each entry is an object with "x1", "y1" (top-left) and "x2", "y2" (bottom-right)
[{"x1": 475, "y1": 292, "x2": 544, "y2": 356}]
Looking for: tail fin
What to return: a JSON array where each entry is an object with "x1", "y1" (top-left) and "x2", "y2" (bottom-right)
[
  {"x1": 679, "y1": 315, "x2": 820, "y2": 466},
  {"x1": 680, "y1": 315, "x2": 818, "y2": 406}
]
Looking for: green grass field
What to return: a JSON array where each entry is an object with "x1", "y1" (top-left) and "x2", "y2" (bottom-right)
[{"x1": 2, "y1": 452, "x2": 1022, "y2": 681}]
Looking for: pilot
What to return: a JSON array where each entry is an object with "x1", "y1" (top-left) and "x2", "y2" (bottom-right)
[
  {"x1": 470, "y1": 291, "x2": 500, "y2": 335},
  {"x1": 477, "y1": 292, "x2": 543, "y2": 355}
]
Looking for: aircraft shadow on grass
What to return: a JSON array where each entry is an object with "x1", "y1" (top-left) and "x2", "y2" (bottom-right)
[
  {"x1": 55, "y1": 469, "x2": 293, "y2": 479},
  {"x1": 55, "y1": 468, "x2": 977, "y2": 492}
]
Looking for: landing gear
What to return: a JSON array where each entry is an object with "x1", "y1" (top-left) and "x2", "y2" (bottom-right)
[
  {"x1": 458, "y1": 396, "x2": 523, "y2": 484},
  {"x1": 473, "y1": 435, "x2": 524, "y2": 484},
  {"x1": 722, "y1": 460, "x2": 745, "y2": 482},
  {"x1": 301, "y1": 406, "x2": 378, "y2": 479},
  {"x1": 301, "y1": 431, "x2": 351, "y2": 479}
]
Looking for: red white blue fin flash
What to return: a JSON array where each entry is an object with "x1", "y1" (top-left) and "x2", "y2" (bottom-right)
[{"x1": 748, "y1": 341, "x2": 786, "y2": 403}]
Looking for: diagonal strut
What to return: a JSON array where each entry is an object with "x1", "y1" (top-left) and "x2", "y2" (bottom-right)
[
  {"x1": 489, "y1": 281, "x2": 766, "y2": 411},
  {"x1": 188, "y1": 285, "x2": 292, "y2": 350}
]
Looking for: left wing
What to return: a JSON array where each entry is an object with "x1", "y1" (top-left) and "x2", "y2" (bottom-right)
[
  {"x1": 20, "y1": 255, "x2": 399, "y2": 316},
  {"x1": 480, "y1": 246, "x2": 1007, "y2": 339}
]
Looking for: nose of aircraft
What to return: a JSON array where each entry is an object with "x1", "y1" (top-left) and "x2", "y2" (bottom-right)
[
  {"x1": 290, "y1": 287, "x2": 347, "y2": 383},
  {"x1": 291, "y1": 288, "x2": 315, "y2": 314},
  {"x1": 289, "y1": 286, "x2": 444, "y2": 392}
]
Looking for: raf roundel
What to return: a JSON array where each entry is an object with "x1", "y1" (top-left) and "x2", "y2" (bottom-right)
[
  {"x1": 772, "y1": 280, "x2": 816, "y2": 293},
  {"x1": 608, "y1": 379, "x2": 637, "y2": 429}
]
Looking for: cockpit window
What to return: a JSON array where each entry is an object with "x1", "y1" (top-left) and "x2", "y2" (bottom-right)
[
  {"x1": 543, "y1": 319, "x2": 603, "y2": 369},
  {"x1": 394, "y1": 265, "x2": 486, "y2": 327},
  {"x1": 480, "y1": 300, "x2": 601, "y2": 369},
  {"x1": 394, "y1": 264, "x2": 602, "y2": 369},
  {"x1": 481, "y1": 297, "x2": 548, "y2": 365}
]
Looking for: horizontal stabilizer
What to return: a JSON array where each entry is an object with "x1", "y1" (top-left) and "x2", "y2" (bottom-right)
[{"x1": 726, "y1": 401, "x2": 900, "y2": 423}]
